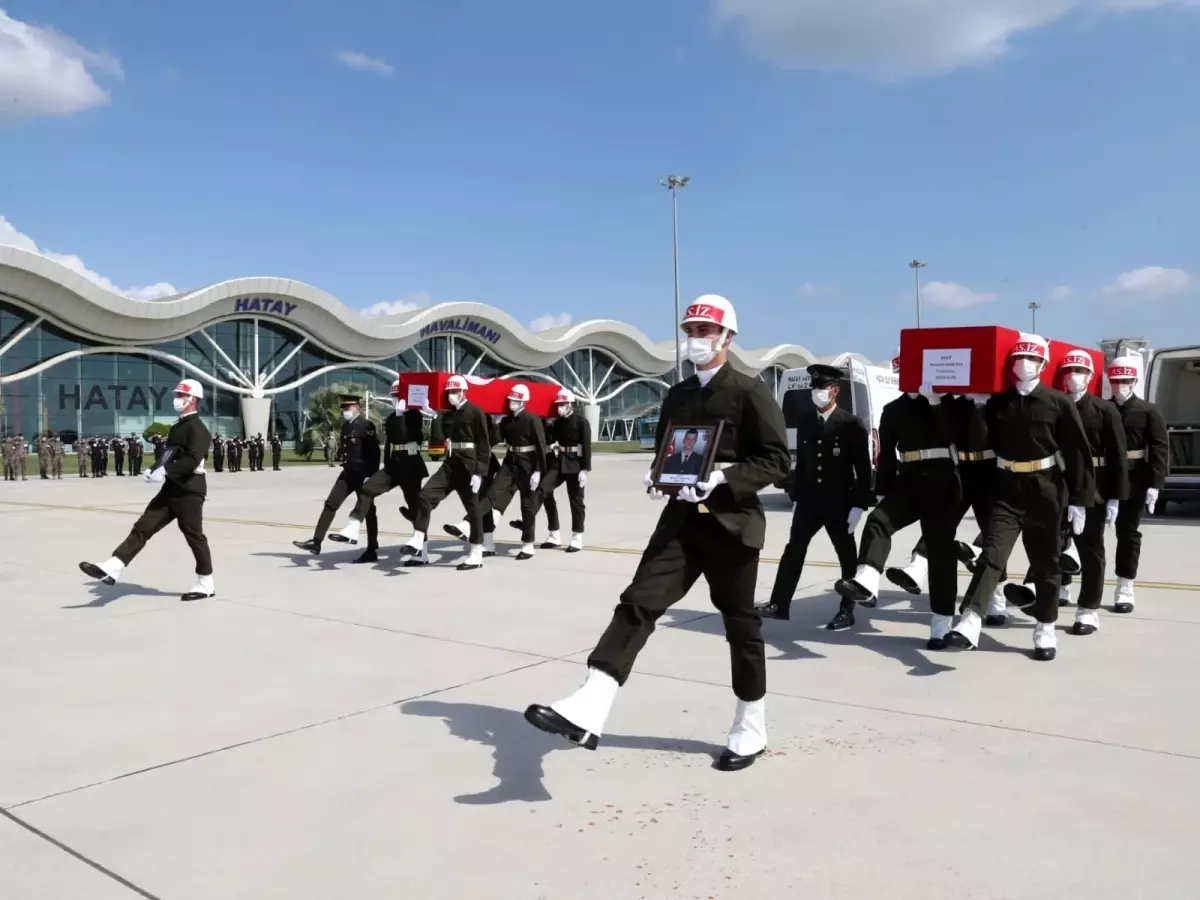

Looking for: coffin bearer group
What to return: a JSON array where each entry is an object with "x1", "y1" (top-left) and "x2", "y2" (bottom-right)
[
  {"x1": 290, "y1": 377, "x2": 594, "y2": 569},
  {"x1": 762, "y1": 334, "x2": 1168, "y2": 662}
]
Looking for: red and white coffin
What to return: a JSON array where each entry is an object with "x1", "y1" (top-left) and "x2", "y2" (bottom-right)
[{"x1": 398, "y1": 372, "x2": 562, "y2": 416}]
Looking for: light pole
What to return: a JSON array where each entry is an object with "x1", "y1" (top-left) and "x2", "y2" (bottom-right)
[
  {"x1": 1028, "y1": 301, "x2": 1041, "y2": 332},
  {"x1": 661, "y1": 175, "x2": 690, "y2": 380},
  {"x1": 909, "y1": 260, "x2": 927, "y2": 327}
]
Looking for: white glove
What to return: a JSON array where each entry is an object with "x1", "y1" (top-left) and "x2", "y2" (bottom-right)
[
  {"x1": 847, "y1": 507, "x2": 864, "y2": 534},
  {"x1": 643, "y1": 468, "x2": 654, "y2": 489},
  {"x1": 644, "y1": 469, "x2": 667, "y2": 500},
  {"x1": 1105, "y1": 499, "x2": 1119, "y2": 526},
  {"x1": 444, "y1": 439, "x2": 452, "y2": 455},
  {"x1": 578, "y1": 470, "x2": 588, "y2": 489},
  {"x1": 144, "y1": 468, "x2": 166, "y2": 484},
  {"x1": 678, "y1": 470, "x2": 726, "y2": 504},
  {"x1": 404, "y1": 442, "x2": 420, "y2": 454},
  {"x1": 530, "y1": 472, "x2": 541, "y2": 492},
  {"x1": 1145, "y1": 488, "x2": 1159, "y2": 514},
  {"x1": 469, "y1": 474, "x2": 482, "y2": 494},
  {"x1": 1067, "y1": 505, "x2": 1086, "y2": 535}
]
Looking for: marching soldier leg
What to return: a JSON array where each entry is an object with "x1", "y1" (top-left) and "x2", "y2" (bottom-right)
[
  {"x1": 515, "y1": 469, "x2": 539, "y2": 558},
  {"x1": 451, "y1": 476, "x2": 486, "y2": 569},
  {"x1": 565, "y1": 473, "x2": 586, "y2": 548},
  {"x1": 950, "y1": 493, "x2": 1024, "y2": 650},
  {"x1": 172, "y1": 492, "x2": 215, "y2": 600},
  {"x1": 1021, "y1": 479, "x2": 1068, "y2": 661},
  {"x1": 81, "y1": 492, "x2": 175, "y2": 584},
  {"x1": 838, "y1": 493, "x2": 920, "y2": 607},
  {"x1": 1113, "y1": 491, "x2": 1145, "y2": 613},
  {"x1": 311, "y1": 474, "x2": 353, "y2": 545},
  {"x1": 1072, "y1": 505, "x2": 1107, "y2": 635},
  {"x1": 822, "y1": 514, "x2": 863, "y2": 629},
  {"x1": 759, "y1": 505, "x2": 824, "y2": 620},
  {"x1": 334, "y1": 470, "x2": 395, "y2": 545},
  {"x1": 403, "y1": 465, "x2": 452, "y2": 554},
  {"x1": 919, "y1": 506, "x2": 961, "y2": 649}
]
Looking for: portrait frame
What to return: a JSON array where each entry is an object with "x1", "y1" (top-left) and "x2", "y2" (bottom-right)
[{"x1": 650, "y1": 419, "x2": 725, "y2": 496}]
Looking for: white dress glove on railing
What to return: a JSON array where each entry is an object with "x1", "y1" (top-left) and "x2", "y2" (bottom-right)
[
  {"x1": 847, "y1": 507, "x2": 864, "y2": 534},
  {"x1": 1145, "y1": 488, "x2": 1159, "y2": 514},
  {"x1": 469, "y1": 474, "x2": 482, "y2": 494},
  {"x1": 678, "y1": 470, "x2": 726, "y2": 504},
  {"x1": 1106, "y1": 499, "x2": 1119, "y2": 526},
  {"x1": 530, "y1": 472, "x2": 541, "y2": 492},
  {"x1": 1067, "y1": 505, "x2": 1087, "y2": 535},
  {"x1": 578, "y1": 470, "x2": 588, "y2": 489}
]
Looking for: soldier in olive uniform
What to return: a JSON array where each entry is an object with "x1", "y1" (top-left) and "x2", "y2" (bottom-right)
[
  {"x1": 270, "y1": 434, "x2": 283, "y2": 470},
  {"x1": 75, "y1": 436, "x2": 89, "y2": 477},
  {"x1": 127, "y1": 434, "x2": 145, "y2": 476},
  {"x1": 524, "y1": 389, "x2": 592, "y2": 552},
  {"x1": 37, "y1": 435, "x2": 50, "y2": 479},
  {"x1": 112, "y1": 435, "x2": 126, "y2": 476},
  {"x1": 2, "y1": 437, "x2": 11, "y2": 481},
  {"x1": 51, "y1": 436, "x2": 64, "y2": 479},
  {"x1": 212, "y1": 434, "x2": 225, "y2": 472},
  {"x1": 332, "y1": 382, "x2": 429, "y2": 564},
  {"x1": 474, "y1": 384, "x2": 548, "y2": 560},
  {"x1": 14, "y1": 434, "x2": 27, "y2": 480},
  {"x1": 526, "y1": 295, "x2": 790, "y2": 772},
  {"x1": 756, "y1": 365, "x2": 872, "y2": 629},
  {"x1": 293, "y1": 396, "x2": 381, "y2": 556}
]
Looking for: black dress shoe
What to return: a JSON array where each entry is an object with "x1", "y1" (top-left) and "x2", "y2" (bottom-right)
[
  {"x1": 826, "y1": 606, "x2": 855, "y2": 631},
  {"x1": 964, "y1": 558, "x2": 980, "y2": 574},
  {"x1": 443, "y1": 523, "x2": 467, "y2": 539},
  {"x1": 1003, "y1": 582, "x2": 1037, "y2": 610},
  {"x1": 954, "y1": 541, "x2": 977, "y2": 565},
  {"x1": 180, "y1": 589, "x2": 215, "y2": 602},
  {"x1": 884, "y1": 566, "x2": 921, "y2": 595},
  {"x1": 516, "y1": 551, "x2": 535, "y2": 561},
  {"x1": 292, "y1": 539, "x2": 321, "y2": 555},
  {"x1": 456, "y1": 560, "x2": 483, "y2": 571},
  {"x1": 755, "y1": 601, "x2": 790, "y2": 621},
  {"x1": 1058, "y1": 595, "x2": 1071, "y2": 607},
  {"x1": 539, "y1": 540, "x2": 561, "y2": 550},
  {"x1": 926, "y1": 635, "x2": 950, "y2": 651},
  {"x1": 399, "y1": 506, "x2": 413, "y2": 522},
  {"x1": 328, "y1": 532, "x2": 357, "y2": 545},
  {"x1": 509, "y1": 520, "x2": 523, "y2": 530},
  {"x1": 945, "y1": 631, "x2": 975, "y2": 650},
  {"x1": 524, "y1": 704, "x2": 599, "y2": 750},
  {"x1": 984, "y1": 614, "x2": 1008, "y2": 628},
  {"x1": 1032, "y1": 647, "x2": 1057, "y2": 661},
  {"x1": 716, "y1": 748, "x2": 764, "y2": 771},
  {"x1": 353, "y1": 549, "x2": 378, "y2": 564},
  {"x1": 834, "y1": 578, "x2": 876, "y2": 608},
  {"x1": 1070, "y1": 622, "x2": 1097, "y2": 636},
  {"x1": 1113, "y1": 601, "x2": 1134, "y2": 614},
  {"x1": 79, "y1": 561, "x2": 115, "y2": 585}
]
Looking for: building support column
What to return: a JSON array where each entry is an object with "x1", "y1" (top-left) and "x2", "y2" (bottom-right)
[
  {"x1": 583, "y1": 400, "x2": 600, "y2": 438},
  {"x1": 240, "y1": 396, "x2": 272, "y2": 438}
]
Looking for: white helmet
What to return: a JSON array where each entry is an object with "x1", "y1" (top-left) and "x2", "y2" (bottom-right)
[
  {"x1": 554, "y1": 388, "x2": 574, "y2": 405},
  {"x1": 1010, "y1": 333, "x2": 1049, "y2": 363},
  {"x1": 1107, "y1": 356, "x2": 1140, "y2": 383},
  {"x1": 682, "y1": 294, "x2": 739, "y2": 334},
  {"x1": 446, "y1": 374, "x2": 468, "y2": 393},
  {"x1": 1059, "y1": 350, "x2": 1094, "y2": 375},
  {"x1": 174, "y1": 379, "x2": 204, "y2": 400},
  {"x1": 507, "y1": 384, "x2": 530, "y2": 404},
  {"x1": 390, "y1": 379, "x2": 403, "y2": 397}
]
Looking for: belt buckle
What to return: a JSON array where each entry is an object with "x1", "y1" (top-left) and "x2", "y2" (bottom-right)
[{"x1": 697, "y1": 503, "x2": 709, "y2": 514}]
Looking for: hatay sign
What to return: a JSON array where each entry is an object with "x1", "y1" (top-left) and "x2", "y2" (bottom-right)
[
  {"x1": 59, "y1": 383, "x2": 176, "y2": 411},
  {"x1": 234, "y1": 297, "x2": 297, "y2": 317}
]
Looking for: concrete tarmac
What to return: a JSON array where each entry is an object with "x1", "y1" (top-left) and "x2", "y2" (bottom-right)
[{"x1": 1, "y1": 455, "x2": 1197, "y2": 899}]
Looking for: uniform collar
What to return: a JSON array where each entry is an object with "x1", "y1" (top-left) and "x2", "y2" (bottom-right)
[{"x1": 696, "y1": 363, "x2": 724, "y2": 387}]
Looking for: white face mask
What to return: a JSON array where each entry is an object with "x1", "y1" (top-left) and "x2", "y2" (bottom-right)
[
  {"x1": 1113, "y1": 383, "x2": 1134, "y2": 401},
  {"x1": 447, "y1": 392, "x2": 465, "y2": 408},
  {"x1": 812, "y1": 389, "x2": 832, "y2": 410},
  {"x1": 508, "y1": 400, "x2": 523, "y2": 413},
  {"x1": 172, "y1": 397, "x2": 189, "y2": 414},
  {"x1": 685, "y1": 334, "x2": 722, "y2": 366},
  {"x1": 342, "y1": 409, "x2": 356, "y2": 422},
  {"x1": 557, "y1": 404, "x2": 572, "y2": 417},
  {"x1": 1012, "y1": 359, "x2": 1041, "y2": 383},
  {"x1": 1064, "y1": 373, "x2": 1090, "y2": 395}
]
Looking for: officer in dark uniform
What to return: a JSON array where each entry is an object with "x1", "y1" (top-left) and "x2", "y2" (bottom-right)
[
  {"x1": 90, "y1": 438, "x2": 105, "y2": 477},
  {"x1": 255, "y1": 434, "x2": 266, "y2": 471},
  {"x1": 1005, "y1": 351, "x2": 1127, "y2": 635},
  {"x1": 127, "y1": 434, "x2": 144, "y2": 476},
  {"x1": 212, "y1": 434, "x2": 225, "y2": 472},
  {"x1": 292, "y1": 396, "x2": 380, "y2": 556},
  {"x1": 756, "y1": 364, "x2": 871, "y2": 629},
  {"x1": 111, "y1": 435, "x2": 126, "y2": 476},
  {"x1": 398, "y1": 375, "x2": 493, "y2": 570},
  {"x1": 152, "y1": 434, "x2": 166, "y2": 467},
  {"x1": 884, "y1": 393, "x2": 1009, "y2": 625},
  {"x1": 835, "y1": 386, "x2": 963, "y2": 649},
  {"x1": 949, "y1": 335, "x2": 1093, "y2": 661},
  {"x1": 80, "y1": 380, "x2": 215, "y2": 601},
  {"x1": 526, "y1": 295, "x2": 790, "y2": 772},
  {"x1": 270, "y1": 434, "x2": 283, "y2": 470},
  {"x1": 476, "y1": 384, "x2": 548, "y2": 560},
  {"x1": 1107, "y1": 356, "x2": 1169, "y2": 615},
  {"x1": 331, "y1": 382, "x2": 430, "y2": 564},
  {"x1": 235, "y1": 437, "x2": 246, "y2": 472},
  {"x1": 525, "y1": 389, "x2": 592, "y2": 552}
]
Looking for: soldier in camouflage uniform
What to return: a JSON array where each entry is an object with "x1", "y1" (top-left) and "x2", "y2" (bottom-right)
[
  {"x1": 15, "y1": 434, "x2": 27, "y2": 480},
  {"x1": 52, "y1": 436, "x2": 64, "y2": 479},
  {"x1": 2, "y1": 438, "x2": 12, "y2": 481},
  {"x1": 76, "y1": 436, "x2": 90, "y2": 477},
  {"x1": 38, "y1": 435, "x2": 51, "y2": 479}
]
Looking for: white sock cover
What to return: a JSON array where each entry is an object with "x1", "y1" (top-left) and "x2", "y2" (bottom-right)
[
  {"x1": 551, "y1": 668, "x2": 619, "y2": 736},
  {"x1": 853, "y1": 564, "x2": 881, "y2": 597},
  {"x1": 727, "y1": 698, "x2": 767, "y2": 757}
]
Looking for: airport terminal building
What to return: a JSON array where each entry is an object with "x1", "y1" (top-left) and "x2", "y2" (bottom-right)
[{"x1": 0, "y1": 246, "x2": 837, "y2": 443}]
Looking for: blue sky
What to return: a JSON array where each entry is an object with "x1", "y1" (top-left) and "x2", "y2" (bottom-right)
[{"x1": 1, "y1": 0, "x2": 1198, "y2": 360}]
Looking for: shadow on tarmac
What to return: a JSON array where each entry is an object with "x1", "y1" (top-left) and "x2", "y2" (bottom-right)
[
  {"x1": 400, "y1": 700, "x2": 723, "y2": 806},
  {"x1": 63, "y1": 581, "x2": 177, "y2": 608}
]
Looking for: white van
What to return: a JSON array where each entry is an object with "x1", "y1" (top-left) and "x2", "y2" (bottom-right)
[
  {"x1": 776, "y1": 358, "x2": 902, "y2": 489},
  {"x1": 1147, "y1": 345, "x2": 1200, "y2": 507}
]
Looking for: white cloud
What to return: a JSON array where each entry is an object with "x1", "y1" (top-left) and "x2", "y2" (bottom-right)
[
  {"x1": 1103, "y1": 266, "x2": 1193, "y2": 298},
  {"x1": 359, "y1": 292, "x2": 433, "y2": 318},
  {"x1": 0, "y1": 9, "x2": 122, "y2": 120},
  {"x1": 0, "y1": 215, "x2": 178, "y2": 300},
  {"x1": 529, "y1": 312, "x2": 573, "y2": 332},
  {"x1": 1047, "y1": 284, "x2": 1072, "y2": 301},
  {"x1": 921, "y1": 281, "x2": 997, "y2": 309},
  {"x1": 335, "y1": 50, "x2": 394, "y2": 75},
  {"x1": 711, "y1": 0, "x2": 1198, "y2": 76}
]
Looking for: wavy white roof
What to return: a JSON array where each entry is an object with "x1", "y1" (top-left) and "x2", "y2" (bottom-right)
[{"x1": 0, "y1": 246, "x2": 833, "y2": 376}]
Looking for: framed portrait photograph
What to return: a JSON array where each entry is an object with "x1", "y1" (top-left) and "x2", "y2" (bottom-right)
[{"x1": 650, "y1": 420, "x2": 724, "y2": 496}]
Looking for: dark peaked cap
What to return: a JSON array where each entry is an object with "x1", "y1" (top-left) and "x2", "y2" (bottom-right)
[
  {"x1": 339, "y1": 394, "x2": 363, "y2": 406},
  {"x1": 806, "y1": 364, "x2": 845, "y2": 388}
]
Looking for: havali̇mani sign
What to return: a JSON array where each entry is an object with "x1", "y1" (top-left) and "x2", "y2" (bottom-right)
[
  {"x1": 234, "y1": 297, "x2": 297, "y2": 317},
  {"x1": 59, "y1": 384, "x2": 174, "y2": 411},
  {"x1": 418, "y1": 317, "x2": 502, "y2": 346}
]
